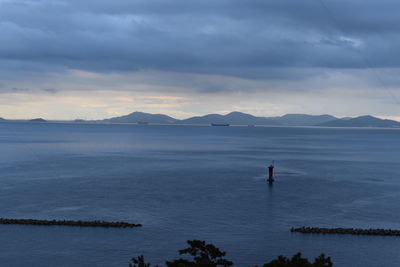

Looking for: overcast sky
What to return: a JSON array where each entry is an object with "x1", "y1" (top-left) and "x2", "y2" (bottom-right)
[{"x1": 1, "y1": 0, "x2": 400, "y2": 120}]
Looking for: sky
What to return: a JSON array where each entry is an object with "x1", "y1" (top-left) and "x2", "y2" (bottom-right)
[{"x1": 1, "y1": 0, "x2": 400, "y2": 120}]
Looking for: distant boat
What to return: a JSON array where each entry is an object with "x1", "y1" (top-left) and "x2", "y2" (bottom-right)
[
  {"x1": 247, "y1": 124, "x2": 255, "y2": 127},
  {"x1": 29, "y1": 118, "x2": 47, "y2": 123},
  {"x1": 137, "y1": 121, "x2": 149, "y2": 125},
  {"x1": 211, "y1": 123, "x2": 230, "y2": 126}
]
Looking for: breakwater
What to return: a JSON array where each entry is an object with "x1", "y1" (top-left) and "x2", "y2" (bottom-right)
[
  {"x1": 0, "y1": 218, "x2": 142, "y2": 228},
  {"x1": 291, "y1": 226, "x2": 400, "y2": 236}
]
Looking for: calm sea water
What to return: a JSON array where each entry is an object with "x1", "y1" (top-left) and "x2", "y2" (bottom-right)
[{"x1": 0, "y1": 122, "x2": 400, "y2": 266}]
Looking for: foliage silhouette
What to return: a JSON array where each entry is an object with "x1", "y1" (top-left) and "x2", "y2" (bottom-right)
[
  {"x1": 129, "y1": 255, "x2": 153, "y2": 267},
  {"x1": 262, "y1": 252, "x2": 332, "y2": 267},
  {"x1": 166, "y1": 240, "x2": 233, "y2": 267},
  {"x1": 129, "y1": 240, "x2": 333, "y2": 267}
]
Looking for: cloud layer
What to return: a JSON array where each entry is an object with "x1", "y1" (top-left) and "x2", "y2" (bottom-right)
[
  {"x1": 2, "y1": 0, "x2": 400, "y2": 75},
  {"x1": 0, "y1": 0, "x2": 400, "y2": 119}
]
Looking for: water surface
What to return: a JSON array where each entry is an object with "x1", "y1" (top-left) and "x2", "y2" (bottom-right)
[{"x1": 0, "y1": 122, "x2": 399, "y2": 266}]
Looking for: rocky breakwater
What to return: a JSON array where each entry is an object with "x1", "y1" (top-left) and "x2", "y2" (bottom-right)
[
  {"x1": 0, "y1": 218, "x2": 142, "y2": 228},
  {"x1": 291, "y1": 227, "x2": 400, "y2": 236}
]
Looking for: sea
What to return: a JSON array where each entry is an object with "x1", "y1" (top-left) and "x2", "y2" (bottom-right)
[{"x1": 0, "y1": 122, "x2": 399, "y2": 267}]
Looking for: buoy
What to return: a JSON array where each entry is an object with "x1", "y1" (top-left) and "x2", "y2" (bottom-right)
[{"x1": 267, "y1": 161, "x2": 274, "y2": 183}]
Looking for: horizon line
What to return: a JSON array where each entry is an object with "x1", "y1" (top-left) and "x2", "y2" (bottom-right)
[{"x1": 1, "y1": 111, "x2": 400, "y2": 123}]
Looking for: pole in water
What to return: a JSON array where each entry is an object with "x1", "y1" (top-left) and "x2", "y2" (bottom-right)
[{"x1": 267, "y1": 161, "x2": 274, "y2": 184}]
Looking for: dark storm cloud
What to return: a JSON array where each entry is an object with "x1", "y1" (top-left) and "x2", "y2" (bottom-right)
[{"x1": 0, "y1": 0, "x2": 400, "y2": 80}]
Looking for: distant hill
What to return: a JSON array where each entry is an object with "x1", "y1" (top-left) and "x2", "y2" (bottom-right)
[
  {"x1": 318, "y1": 115, "x2": 400, "y2": 128},
  {"x1": 103, "y1": 111, "x2": 178, "y2": 124},
  {"x1": 272, "y1": 114, "x2": 337, "y2": 126},
  {"x1": 180, "y1": 111, "x2": 278, "y2": 125},
  {"x1": 0, "y1": 117, "x2": 5, "y2": 121},
  {"x1": 30, "y1": 118, "x2": 47, "y2": 122}
]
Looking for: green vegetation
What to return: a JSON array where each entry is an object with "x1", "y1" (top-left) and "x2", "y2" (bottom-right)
[{"x1": 129, "y1": 240, "x2": 332, "y2": 267}]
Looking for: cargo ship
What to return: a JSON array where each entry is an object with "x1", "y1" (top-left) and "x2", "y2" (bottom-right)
[{"x1": 211, "y1": 123, "x2": 230, "y2": 126}]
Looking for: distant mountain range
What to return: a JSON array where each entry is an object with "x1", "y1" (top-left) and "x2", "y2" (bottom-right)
[
  {"x1": 177, "y1": 112, "x2": 336, "y2": 126},
  {"x1": 1, "y1": 112, "x2": 399, "y2": 128},
  {"x1": 100, "y1": 111, "x2": 336, "y2": 126},
  {"x1": 95, "y1": 111, "x2": 400, "y2": 128}
]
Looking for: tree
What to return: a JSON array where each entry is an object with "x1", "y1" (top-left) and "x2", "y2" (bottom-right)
[
  {"x1": 166, "y1": 240, "x2": 233, "y2": 267},
  {"x1": 129, "y1": 255, "x2": 153, "y2": 267},
  {"x1": 128, "y1": 241, "x2": 333, "y2": 267},
  {"x1": 262, "y1": 252, "x2": 332, "y2": 267},
  {"x1": 313, "y1": 254, "x2": 333, "y2": 267}
]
